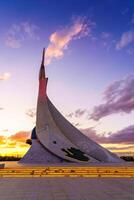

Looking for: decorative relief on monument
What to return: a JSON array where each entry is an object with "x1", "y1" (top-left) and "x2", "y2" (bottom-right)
[{"x1": 61, "y1": 147, "x2": 89, "y2": 161}]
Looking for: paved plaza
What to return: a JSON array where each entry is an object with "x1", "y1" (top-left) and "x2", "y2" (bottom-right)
[{"x1": 0, "y1": 177, "x2": 134, "y2": 200}]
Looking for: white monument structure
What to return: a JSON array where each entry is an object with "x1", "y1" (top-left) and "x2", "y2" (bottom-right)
[{"x1": 20, "y1": 49, "x2": 122, "y2": 164}]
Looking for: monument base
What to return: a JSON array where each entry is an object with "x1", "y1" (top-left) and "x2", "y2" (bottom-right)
[{"x1": 19, "y1": 140, "x2": 64, "y2": 164}]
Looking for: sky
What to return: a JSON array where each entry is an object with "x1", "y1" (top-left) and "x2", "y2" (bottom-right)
[{"x1": 0, "y1": 0, "x2": 134, "y2": 156}]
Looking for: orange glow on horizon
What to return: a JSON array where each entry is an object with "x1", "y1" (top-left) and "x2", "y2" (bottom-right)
[
  {"x1": 0, "y1": 145, "x2": 29, "y2": 157},
  {"x1": 0, "y1": 139, "x2": 133, "y2": 157}
]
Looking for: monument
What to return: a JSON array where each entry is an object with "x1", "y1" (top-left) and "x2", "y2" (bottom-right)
[{"x1": 20, "y1": 49, "x2": 122, "y2": 164}]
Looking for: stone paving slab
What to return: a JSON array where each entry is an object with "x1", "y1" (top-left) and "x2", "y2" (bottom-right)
[{"x1": 0, "y1": 178, "x2": 134, "y2": 200}]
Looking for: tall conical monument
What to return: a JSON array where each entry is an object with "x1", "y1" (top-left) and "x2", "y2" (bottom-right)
[{"x1": 20, "y1": 49, "x2": 122, "y2": 164}]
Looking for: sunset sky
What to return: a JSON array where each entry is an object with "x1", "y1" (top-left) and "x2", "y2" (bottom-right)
[{"x1": 0, "y1": 0, "x2": 134, "y2": 156}]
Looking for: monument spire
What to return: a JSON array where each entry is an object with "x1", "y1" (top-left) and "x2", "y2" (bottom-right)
[
  {"x1": 39, "y1": 48, "x2": 46, "y2": 80},
  {"x1": 39, "y1": 48, "x2": 48, "y2": 98}
]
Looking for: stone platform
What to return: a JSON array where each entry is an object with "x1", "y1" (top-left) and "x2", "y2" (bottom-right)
[
  {"x1": 0, "y1": 177, "x2": 134, "y2": 200},
  {"x1": 0, "y1": 162, "x2": 134, "y2": 199}
]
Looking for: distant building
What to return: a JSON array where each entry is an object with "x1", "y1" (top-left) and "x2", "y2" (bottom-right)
[{"x1": 20, "y1": 49, "x2": 122, "y2": 164}]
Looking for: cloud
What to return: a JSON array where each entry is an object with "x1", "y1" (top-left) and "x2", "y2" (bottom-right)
[
  {"x1": 0, "y1": 131, "x2": 30, "y2": 152},
  {"x1": 66, "y1": 108, "x2": 88, "y2": 118},
  {"x1": 26, "y1": 108, "x2": 36, "y2": 118},
  {"x1": 0, "y1": 136, "x2": 6, "y2": 145},
  {"x1": 116, "y1": 29, "x2": 134, "y2": 50},
  {"x1": 5, "y1": 22, "x2": 39, "y2": 48},
  {"x1": 81, "y1": 125, "x2": 134, "y2": 144},
  {"x1": 0, "y1": 72, "x2": 11, "y2": 81},
  {"x1": 74, "y1": 122, "x2": 81, "y2": 127},
  {"x1": 66, "y1": 113, "x2": 74, "y2": 118},
  {"x1": 9, "y1": 131, "x2": 30, "y2": 142},
  {"x1": 46, "y1": 16, "x2": 95, "y2": 64},
  {"x1": 108, "y1": 145, "x2": 134, "y2": 151},
  {"x1": 101, "y1": 32, "x2": 112, "y2": 39},
  {"x1": 91, "y1": 75, "x2": 134, "y2": 120},
  {"x1": 80, "y1": 127, "x2": 104, "y2": 143},
  {"x1": 107, "y1": 125, "x2": 134, "y2": 144},
  {"x1": 75, "y1": 109, "x2": 87, "y2": 118},
  {"x1": 100, "y1": 32, "x2": 115, "y2": 51},
  {"x1": 21, "y1": 22, "x2": 39, "y2": 40},
  {"x1": 0, "y1": 108, "x2": 4, "y2": 110},
  {"x1": 5, "y1": 36, "x2": 21, "y2": 48}
]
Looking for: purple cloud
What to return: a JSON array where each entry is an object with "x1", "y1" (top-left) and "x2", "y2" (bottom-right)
[
  {"x1": 116, "y1": 29, "x2": 134, "y2": 50},
  {"x1": 108, "y1": 125, "x2": 134, "y2": 144},
  {"x1": 5, "y1": 22, "x2": 39, "y2": 48},
  {"x1": 66, "y1": 108, "x2": 88, "y2": 118},
  {"x1": 81, "y1": 125, "x2": 134, "y2": 144},
  {"x1": 46, "y1": 16, "x2": 95, "y2": 64},
  {"x1": 91, "y1": 75, "x2": 134, "y2": 120},
  {"x1": 80, "y1": 127, "x2": 104, "y2": 143},
  {"x1": 26, "y1": 108, "x2": 36, "y2": 118}
]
